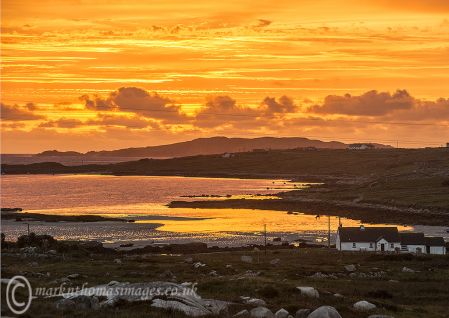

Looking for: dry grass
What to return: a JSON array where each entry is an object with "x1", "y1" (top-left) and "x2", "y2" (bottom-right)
[{"x1": 2, "y1": 248, "x2": 449, "y2": 317}]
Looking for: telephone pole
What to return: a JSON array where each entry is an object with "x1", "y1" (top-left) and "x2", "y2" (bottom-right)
[{"x1": 328, "y1": 216, "x2": 331, "y2": 248}]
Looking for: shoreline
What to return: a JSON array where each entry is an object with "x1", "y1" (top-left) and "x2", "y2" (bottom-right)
[{"x1": 168, "y1": 198, "x2": 449, "y2": 227}]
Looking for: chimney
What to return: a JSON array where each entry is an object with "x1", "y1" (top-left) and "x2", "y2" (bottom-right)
[{"x1": 360, "y1": 225, "x2": 365, "y2": 231}]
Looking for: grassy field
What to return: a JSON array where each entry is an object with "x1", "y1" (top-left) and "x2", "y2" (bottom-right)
[{"x1": 2, "y1": 246, "x2": 449, "y2": 318}]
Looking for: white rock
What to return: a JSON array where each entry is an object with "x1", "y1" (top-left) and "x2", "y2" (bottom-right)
[
  {"x1": 296, "y1": 286, "x2": 319, "y2": 298},
  {"x1": 193, "y1": 262, "x2": 206, "y2": 268},
  {"x1": 246, "y1": 298, "x2": 267, "y2": 307},
  {"x1": 333, "y1": 293, "x2": 344, "y2": 298},
  {"x1": 270, "y1": 259, "x2": 280, "y2": 266},
  {"x1": 250, "y1": 306, "x2": 274, "y2": 318},
  {"x1": 402, "y1": 266, "x2": 415, "y2": 273},
  {"x1": 67, "y1": 273, "x2": 80, "y2": 279},
  {"x1": 113, "y1": 258, "x2": 122, "y2": 264},
  {"x1": 241, "y1": 255, "x2": 253, "y2": 263},
  {"x1": 307, "y1": 306, "x2": 341, "y2": 318},
  {"x1": 353, "y1": 300, "x2": 376, "y2": 311},
  {"x1": 367, "y1": 315, "x2": 395, "y2": 318},
  {"x1": 61, "y1": 281, "x2": 229, "y2": 316},
  {"x1": 294, "y1": 309, "x2": 310, "y2": 318},
  {"x1": 275, "y1": 308, "x2": 289, "y2": 318},
  {"x1": 152, "y1": 299, "x2": 207, "y2": 317},
  {"x1": 234, "y1": 309, "x2": 250, "y2": 318},
  {"x1": 107, "y1": 280, "x2": 120, "y2": 286},
  {"x1": 226, "y1": 264, "x2": 233, "y2": 268},
  {"x1": 344, "y1": 264, "x2": 356, "y2": 272}
]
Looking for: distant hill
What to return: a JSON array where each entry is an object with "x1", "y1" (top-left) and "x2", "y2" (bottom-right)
[
  {"x1": 34, "y1": 136, "x2": 392, "y2": 159},
  {"x1": 36, "y1": 150, "x2": 83, "y2": 157}
]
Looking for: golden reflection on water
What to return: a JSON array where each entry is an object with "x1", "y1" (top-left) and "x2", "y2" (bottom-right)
[{"x1": 135, "y1": 208, "x2": 413, "y2": 234}]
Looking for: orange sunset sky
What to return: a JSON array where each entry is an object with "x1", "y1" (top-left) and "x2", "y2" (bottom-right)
[{"x1": 1, "y1": 0, "x2": 449, "y2": 153}]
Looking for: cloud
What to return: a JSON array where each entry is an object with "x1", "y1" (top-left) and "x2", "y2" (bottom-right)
[
  {"x1": 194, "y1": 96, "x2": 260, "y2": 128},
  {"x1": 88, "y1": 114, "x2": 157, "y2": 129},
  {"x1": 80, "y1": 87, "x2": 186, "y2": 123},
  {"x1": 261, "y1": 95, "x2": 297, "y2": 115},
  {"x1": 1, "y1": 103, "x2": 44, "y2": 121},
  {"x1": 311, "y1": 90, "x2": 414, "y2": 116},
  {"x1": 256, "y1": 19, "x2": 272, "y2": 27},
  {"x1": 39, "y1": 118, "x2": 84, "y2": 128}
]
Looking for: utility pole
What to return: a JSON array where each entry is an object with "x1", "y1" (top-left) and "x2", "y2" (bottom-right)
[
  {"x1": 264, "y1": 224, "x2": 267, "y2": 256},
  {"x1": 328, "y1": 216, "x2": 331, "y2": 248},
  {"x1": 25, "y1": 223, "x2": 30, "y2": 235}
]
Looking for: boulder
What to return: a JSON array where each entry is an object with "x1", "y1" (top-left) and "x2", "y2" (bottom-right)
[
  {"x1": 402, "y1": 267, "x2": 415, "y2": 273},
  {"x1": 270, "y1": 259, "x2": 280, "y2": 266},
  {"x1": 67, "y1": 273, "x2": 80, "y2": 279},
  {"x1": 61, "y1": 281, "x2": 229, "y2": 316},
  {"x1": 113, "y1": 258, "x2": 122, "y2": 264},
  {"x1": 307, "y1": 306, "x2": 341, "y2": 318},
  {"x1": 250, "y1": 306, "x2": 274, "y2": 318},
  {"x1": 309, "y1": 272, "x2": 329, "y2": 279},
  {"x1": 55, "y1": 298, "x2": 76, "y2": 311},
  {"x1": 296, "y1": 287, "x2": 319, "y2": 298},
  {"x1": 275, "y1": 308, "x2": 289, "y2": 318},
  {"x1": 65, "y1": 295, "x2": 100, "y2": 310},
  {"x1": 193, "y1": 262, "x2": 206, "y2": 268},
  {"x1": 295, "y1": 309, "x2": 310, "y2": 318},
  {"x1": 353, "y1": 300, "x2": 376, "y2": 311},
  {"x1": 241, "y1": 255, "x2": 253, "y2": 263},
  {"x1": 152, "y1": 298, "x2": 228, "y2": 317},
  {"x1": 344, "y1": 264, "x2": 356, "y2": 272},
  {"x1": 333, "y1": 293, "x2": 344, "y2": 298},
  {"x1": 245, "y1": 298, "x2": 267, "y2": 307},
  {"x1": 234, "y1": 309, "x2": 250, "y2": 318}
]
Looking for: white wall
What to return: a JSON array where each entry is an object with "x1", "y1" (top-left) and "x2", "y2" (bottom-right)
[
  {"x1": 429, "y1": 246, "x2": 446, "y2": 255},
  {"x1": 403, "y1": 244, "x2": 426, "y2": 254},
  {"x1": 338, "y1": 241, "x2": 376, "y2": 251}
]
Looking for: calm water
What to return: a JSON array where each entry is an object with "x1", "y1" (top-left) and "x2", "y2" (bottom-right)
[{"x1": 1, "y1": 175, "x2": 447, "y2": 247}]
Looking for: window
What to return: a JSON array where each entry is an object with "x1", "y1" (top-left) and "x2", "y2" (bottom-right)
[
  {"x1": 369, "y1": 243, "x2": 373, "y2": 248},
  {"x1": 390, "y1": 243, "x2": 394, "y2": 248},
  {"x1": 352, "y1": 243, "x2": 356, "y2": 248}
]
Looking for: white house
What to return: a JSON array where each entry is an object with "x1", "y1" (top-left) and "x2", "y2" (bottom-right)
[
  {"x1": 336, "y1": 226, "x2": 446, "y2": 255},
  {"x1": 348, "y1": 143, "x2": 375, "y2": 150}
]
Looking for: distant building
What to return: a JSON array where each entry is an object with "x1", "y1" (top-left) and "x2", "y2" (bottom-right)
[
  {"x1": 295, "y1": 147, "x2": 318, "y2": 151},
  {"x1": 446, "y1": 142, "x2": 449, "y2": 148},
  {"x1": 348, "y1": 143, "x2": 375, "y2": 150},
  {"x1": 221, "y1": 152, "x2": 234, "y2": 158},
  {"x1": 336, "y1": 226, "x2": 446, "y2": 255}
]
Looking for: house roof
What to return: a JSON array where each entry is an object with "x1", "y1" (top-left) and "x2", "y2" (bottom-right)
[
  {"x1": 425, "y1": 237, "x2": 446, "y2": 247},
  {"x1": 400, "y1": 233, "x2": 425, "y2": 245},
  {"x1": 338, "y1": 226, "x2": 399, "y2": 243}
]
